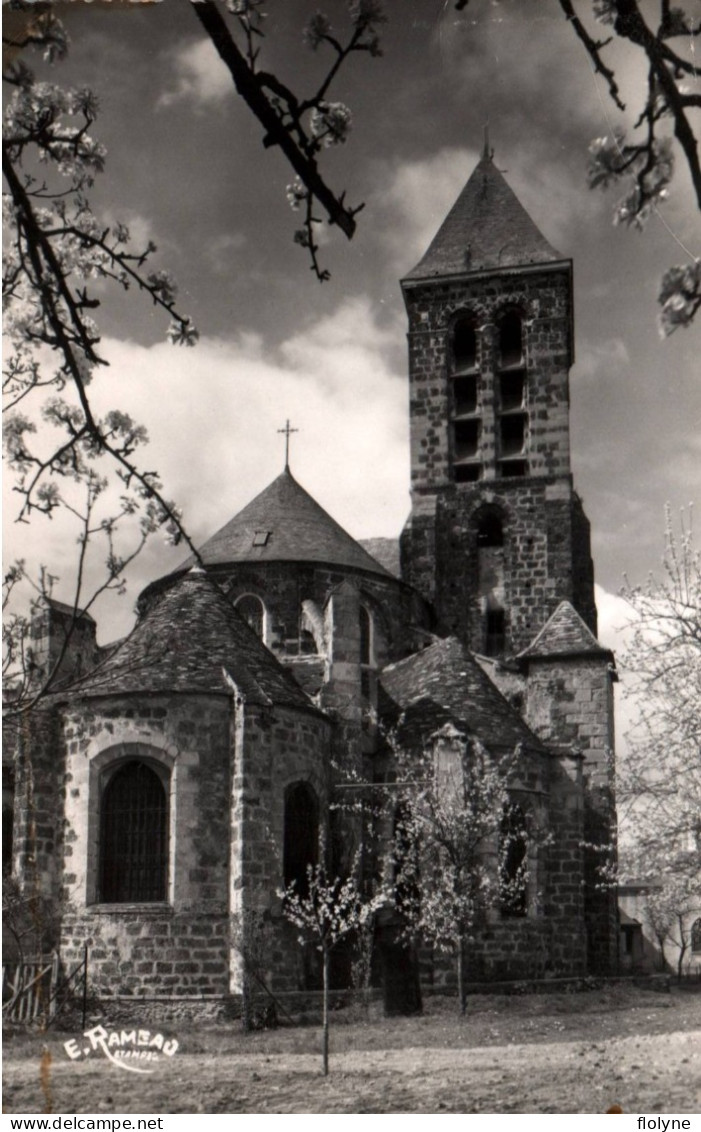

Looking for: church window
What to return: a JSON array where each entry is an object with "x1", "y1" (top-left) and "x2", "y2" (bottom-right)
[
  {"x1": 477, "y1": 514, "x2": 503, "y2": 548},
  {"x1": 692, "y1": 918, "x2": 701, "y2": 953},
  {"x1": 360, "y1": 605, "x2": 378, "y2": 733},
  {"x1": 452, "y1": 317, "x2": 477, "y2": 372},
  {"x1": 498, "y1": 311, "x2": 524, "y2": 369},
  {"x1": 497, "y1": 311, "x2": 528, "y2": 477},
  {"x1": 283, "y1": 782, "x2": 319, "y2": 895},
  {"x1": 235, "y1": 593, "x2": 266, "y2": 640},
  {"x1": 499, "y1": 803, "x2": 528, "y2": 916},
  {"x1": 485, "y1": 608, "x2": 506, "y2": 656},
  {"x1": 99, "y1": 761, "x2": 168, "y2": 904},
  {"x1": 449, "y1": 314, "x2": 482, "y2": 484}
]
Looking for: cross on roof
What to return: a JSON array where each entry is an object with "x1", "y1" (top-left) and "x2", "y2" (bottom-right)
[{"x1": 277, "y1": 419, "x2": 299, "y2": 469}]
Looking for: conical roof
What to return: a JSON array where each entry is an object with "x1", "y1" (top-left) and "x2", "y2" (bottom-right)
[
  {"x1": 380, "y1": 637, "x2": 543, "y2": 751},
  {"x1": 403, "y1": 152, "x2": 563, "y2": 282},
  {"x1": 182, "y1": 468, "x2": 392, "y2": 577},
  {"x1": 518, "y1": 601, "x2": 609, "y2": 660},
  {"x1": 67, "y1": 568, "x2": 316, "y2": 708}
]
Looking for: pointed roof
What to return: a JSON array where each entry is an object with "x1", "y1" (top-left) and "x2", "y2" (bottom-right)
[
  {"x1": 67, "y1": 568, "x2": 317, "y2": 709},
  {"x1": 179, "y1": 469, "x2": 392, "y2": 578},
  {"x1": 518, "y1": 601, "x2": 609, "y2": 660},
  {"x1": 403, "y1": 153, "x2": 564, "y2": 282},
  {"x1": 380, "y1": 637, "x2": 543, "y2": 751}
]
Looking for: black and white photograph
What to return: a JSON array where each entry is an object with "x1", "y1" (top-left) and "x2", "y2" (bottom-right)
[{"x1": 2, "y1": 0, "x2": 700, "y2": 1118}]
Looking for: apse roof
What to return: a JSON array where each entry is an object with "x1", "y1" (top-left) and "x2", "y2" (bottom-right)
[
  {"x1": 67, "y1": 568, "x2": 317, "y2": 709},
  {"x1": 380, "y1": 636, "x2": 543, "y2": 751},
  {"x1": 403, "y1": 152, "x2": 564, "y2": 282},
  {"x1": 178, "y1": 469, "x2": 392, "y2": 578}
]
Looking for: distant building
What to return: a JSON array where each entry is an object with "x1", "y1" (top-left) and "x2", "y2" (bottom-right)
[{"x1": 5, "y1": 148, "x2": 620, "y2": 1014}]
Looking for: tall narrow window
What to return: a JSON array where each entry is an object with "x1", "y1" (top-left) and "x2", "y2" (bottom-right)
[
  {"x1": 235, "y1": 594, "x2": 266, "y2": 640},
  {"x1": 497, "y1": 311, "x2": 528, "y2": 477},
  {"x1": 360, "y1": 605, "x2": 377, "y2": 733},
  {"x1": 2, "y1": 765, "x2": 14, "y2": 870},
  {"x1": 283, "y1": 782, "x2": 319, "y2": 895},
  {"x1": 477, "y1": 513, "x2": 506, "y2": 655},
  {"x1": 450, "y1": 314, "x2": 481, "y2": 483},
  {"x1": 692, "y1": 918, "x2": 701, "y2": 954},
  {"x1": 499, "y1": 804, "x2": 528, "y2": 916},
  {"x1": 99, "y1": 761, "x2": 168, "y2": 903}
]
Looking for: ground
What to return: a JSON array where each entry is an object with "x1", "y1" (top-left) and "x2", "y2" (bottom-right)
[{"x1": 3, "y1": 986, "x2": 700, "y2": 1115}]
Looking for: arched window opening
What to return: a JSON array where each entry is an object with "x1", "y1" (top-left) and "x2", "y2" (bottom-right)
[
  {"x1": 393, "y1": 804, "x2": 419, "y2": 915},
  {"x1": 499, "y1": 804, "x2": 528, "y2": 916},
  {"x1": 283, "y1": 782, "x2": 319, "y2": 896},
  {"x1": 485, "y1": 608, "x2": 506, "y2": 657},
  {"x1": 452, "y1": 318, "x2": 477, "y2": 373},
  {"x1": 99, "y1": 760, "x2": 168, "y2": 903},
  {"x1": 359, "y1": 605, "x2": 373, "y2": 667},
  {"x1": 499, "y1": 312, "x2": 524, "y2": 369},
  {"x1": 477, "y1": 514, "x2": 504, "y2": 548},
  {"x1": 360, "y1": 606, "x2": 378, "y2": 734},
  {"x1": 692, "y1": 918, "x2": 701, "y2": 954},
  {"x1": 235, "y1": 594, "x2": 266, "y2": 640}
]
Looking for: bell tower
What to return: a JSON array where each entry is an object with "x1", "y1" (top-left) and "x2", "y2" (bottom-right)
[{"x1": 400, "y1": 146, "x2": 597, "y2": 656}]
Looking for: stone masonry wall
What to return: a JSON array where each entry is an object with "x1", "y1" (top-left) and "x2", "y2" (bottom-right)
[
  {"x1": 404, "y1": 479, "x2": 596, "y2": 654},
  {"x1": 525, "y1": 656, "x2": 618, "y2": 973},
  {"x1": 230, "y1": 700, "x2": 332, "y2": 997},
  {"x1": 59, "y1": 693, "x2": 234, "y2": 996}
]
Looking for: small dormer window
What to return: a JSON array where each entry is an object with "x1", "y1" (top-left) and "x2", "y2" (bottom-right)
[{"x1": 252, "y1": 530, "x2": 270, "y2": 547}]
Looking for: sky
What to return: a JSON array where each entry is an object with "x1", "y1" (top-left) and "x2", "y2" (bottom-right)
[{"x1": 4, "y1": 0, "x2": 700, "y2": 695}]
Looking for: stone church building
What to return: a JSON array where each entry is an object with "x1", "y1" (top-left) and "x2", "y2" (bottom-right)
[{"x1": 6, "y1": 149, "x2": 619, "y2": 1010}]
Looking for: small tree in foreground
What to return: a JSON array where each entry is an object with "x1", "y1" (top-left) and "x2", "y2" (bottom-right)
[
  {"x1": 641, "y1": 872, "x2": 700, "y2": 982},
  {"x1": 391, "y1": 726, "x2": 544, "y2": 1015},
  {"x1": 279, "y1": 854, "x2": 385, "y2": 1076}
]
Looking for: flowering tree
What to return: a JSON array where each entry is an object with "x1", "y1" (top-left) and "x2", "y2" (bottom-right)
[
  {"x1": 617, "y1": 508, "x2": 701, "y2": 888},
  {"x1": 280, "y1": 853, "x2": 385, "y2": 1075},
  {"x1": 390, "y1": 727, "x2": 539, "y2": 1015},
  {"x1": 640, "y1": 872, "x2": 700, "y2": 980},
  {"x1": 552, "y1": 0, "x2": 700, "y2": 334},
  {"x1": 191, "y1": 0, "x2": 386, "y2": 281},
  {"x1": 2, "y1": 0, "x2": 385, "y2": 707}
]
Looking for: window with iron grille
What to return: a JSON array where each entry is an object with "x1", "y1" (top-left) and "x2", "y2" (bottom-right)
[{"x1": 99, "y1": 760, "x2": 168, "y2": 903}]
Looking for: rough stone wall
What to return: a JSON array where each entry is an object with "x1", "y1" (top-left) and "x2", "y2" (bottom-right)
[
  {"x1": 525, "y1": 656, "x2": 618, "y2": 973},
  {"x1": 59, "y1": 693, "x2": 234, "y2": 996},
  {"x1": 400, "y1": 266, "x2": 596, "y2": 655},
  {"x1": 404, "y1": 480, "x2": 596, "y2": 654},
  {"x1": 8, "y1": 704, "x2": 65, "y2": 913},
  {"x1": 144, "y1": 561, "x2": 429, "y2": 671},
  {"x1": 231, "y1": 700, "x2": 332, "y2": 997}
]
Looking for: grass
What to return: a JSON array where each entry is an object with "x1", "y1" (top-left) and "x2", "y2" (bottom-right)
[{"x1": 3, "y1": 984, "x2": 700, "y2": 1114}]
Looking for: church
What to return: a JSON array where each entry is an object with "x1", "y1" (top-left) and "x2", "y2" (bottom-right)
[{"x1": 7, "y1": 147, "x2": 619, "y2": 1013}]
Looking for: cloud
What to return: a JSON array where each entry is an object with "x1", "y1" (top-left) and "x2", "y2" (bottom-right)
[
  {"x1": 4, "y1": 298, "x2": 410, "y2": 644},
  {"x1": 204, "y1": 232, "x2": 248, "y2": 275},
  {"x1": 157, "y1": 38, "x2": 233, "y2": 110},
  {"x1": 375, "y1": 147, "x2": 479, "y2": 272}
]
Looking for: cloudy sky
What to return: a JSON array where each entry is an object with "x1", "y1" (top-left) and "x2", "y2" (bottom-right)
[{"x1": 4, "y1": 0, "x2": 699, "y2": 679}]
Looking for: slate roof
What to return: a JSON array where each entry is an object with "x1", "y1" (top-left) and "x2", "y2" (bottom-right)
[
  {"x1": 67, "y1": 568, "x2": 316, "y2": 709},
  {"x1": 519, "y1": 601, "x2": 610, "y2": 660},
  {"x1": 380, "y1": 637, "x2": 544, "y2": 751},
  {"x1": 358, "y1": 537, "x2": 401, "y2": 578},
  {"x1": 403, "y1": 153, "x2": 563, "y2": 282},
  {"x1": 178, "y1": 469, "x2": 392, "y2": 578},
  {"x1": 45, "y1": 597, "x2": 95, "y2": 624}
]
